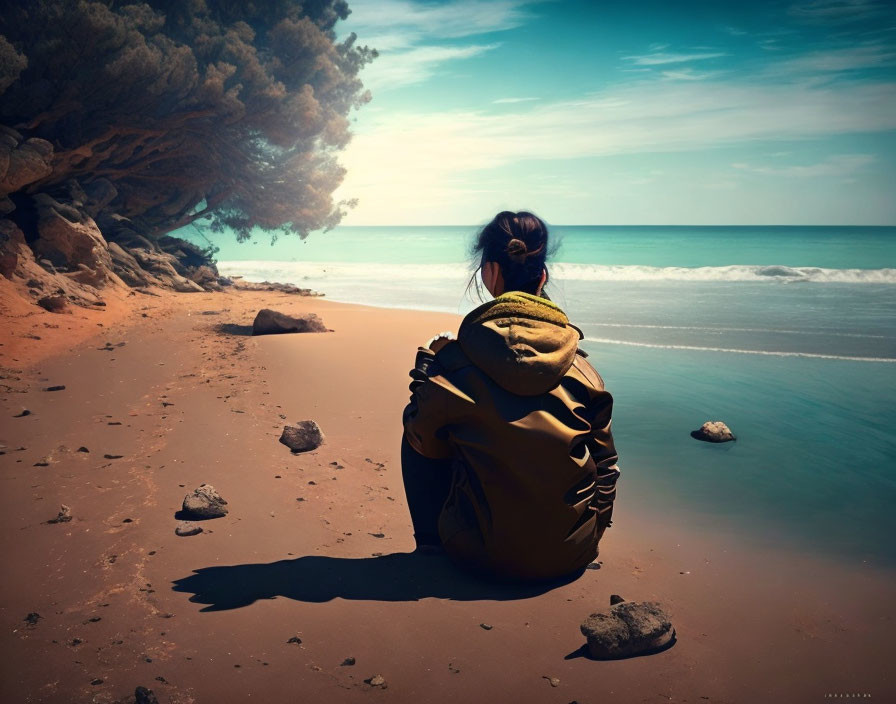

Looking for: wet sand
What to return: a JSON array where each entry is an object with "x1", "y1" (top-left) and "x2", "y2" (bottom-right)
[{"x1": 0, "y1": 288, "x2": 893, "y2": 703}]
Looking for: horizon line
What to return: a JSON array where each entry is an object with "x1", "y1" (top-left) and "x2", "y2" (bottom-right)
[{"x1": 328, "y1": 223, "x2": 896, "y2": 228}]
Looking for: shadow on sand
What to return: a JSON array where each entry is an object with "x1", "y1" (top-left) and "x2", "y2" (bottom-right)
[
  {"x1": 172, "y1": 551, "x2": 582, "y2": 611},
  {"x1": 563, "y1": 633, "x2": 678, "y2": 661},
  {"x1": 214, "y1": 322, "x2": 254, "y2": 336}
]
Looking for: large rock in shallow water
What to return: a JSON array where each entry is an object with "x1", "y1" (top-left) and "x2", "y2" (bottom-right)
[
  {"x1": 252, "y1": 309, "x2": 328, "y2": 336},
  {"x1": 580, "y1": 601, "x2": 675, "y2": 659},
  {"x1": 279, "y1": 421, "x2": 325, "y2": 452},
  {"x1": 182, "y1": 484, "x2": 228, "y2": 519},
  {"x1": 691, "y1": 421, "x2": 736, "y2": 443}
]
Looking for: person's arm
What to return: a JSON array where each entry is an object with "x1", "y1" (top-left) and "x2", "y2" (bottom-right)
[
  {"x1": 586, "y1": 389, "x2": 621, "y2": 534},
  {"x1": 402, "y1": 346, "x2": 460, "y2": 459}
]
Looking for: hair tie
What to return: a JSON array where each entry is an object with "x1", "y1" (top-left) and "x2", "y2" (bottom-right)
[
  {"x1": 506, "y1": 238, "x2": 528, "y2": 263},
  {"x1": 506, "y1": 238, "x2": 544, "y2": 264}
]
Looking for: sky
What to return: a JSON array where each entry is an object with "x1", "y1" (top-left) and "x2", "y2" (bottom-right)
[{"x1": 332, "y1": 0, "x2": 896, "y2": 225}]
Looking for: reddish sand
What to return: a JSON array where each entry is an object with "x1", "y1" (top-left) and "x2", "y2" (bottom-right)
[{"x1": 0, "y1": 288, "x2": 893, "y2": 703}]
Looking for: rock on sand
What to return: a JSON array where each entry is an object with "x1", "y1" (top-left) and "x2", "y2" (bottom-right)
[
  {"x1": 46, "y1": 505, "x2": 72, "y2": 524},
  {"x1": 135, "y1": 685, "x2": 160, "y2": 704},
  {"x1": 279, "y1": 421, "x2": 325, "y2": 452},
  {"x1": 365, "y1": 674, "x2": 387, "y2": 688},
  {"x1": 175, "y1": 521, "x2": 203, "y2": 537},
  {"x1": 182, "y1": 484, "x2": 228, "y2": 519},
  {"x1": 580, "y1": 600, "x2": 675, "y2": 659},
  {"x1": 252, "y1": 309, "x2": 328, "y2": 336},
  {"x1": 691, "y1": 421, "x2": 736, "y2": 443}
]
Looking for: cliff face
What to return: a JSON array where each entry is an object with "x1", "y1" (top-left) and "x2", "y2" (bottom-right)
[{"x1": 0, "y1": 125, "x2": 225, "y2": 313}]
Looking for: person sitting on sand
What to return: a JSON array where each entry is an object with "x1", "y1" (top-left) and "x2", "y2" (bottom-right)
[{"x1": 400, "y1": 211, "x2": 620, "y2": 582}]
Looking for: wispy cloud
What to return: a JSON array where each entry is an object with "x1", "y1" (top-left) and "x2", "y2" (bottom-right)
[
  {"x1": 492, "y1": 97, "x2": 540, "y2": 104},
  {"x1": 337, "y1": 78, "x2": 896, "y2": 220},
  {"x1": 770, "y1": 43, "x2": 896, "y2": 73},
  {"x1": 345, "y1": 0, "x2": 538, "y2": 92},
  {"x1": 346, "y1": 0, "x2": 536, "y2": 46},
  {"x1": 661, "y1": 68, "x2": 721, "y2": 81},
  {"x1": 623, "y1": 50, "x2": 728, "y2": 66},
  {"x1": 731, "y1": 154, "x2": 875, "y2": 177},
  {"x1": 361, "y1": 44, "x2": 500, "y2": 90},
  {"x1": 788, "y1": 0, "x2": 893, "y2": 24}
]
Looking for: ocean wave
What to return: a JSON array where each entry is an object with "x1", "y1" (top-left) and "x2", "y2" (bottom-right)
[
  {"x1": 551, "y1": 263, "x2": 896, "y2": 283},
  {"x1": 218, "y1": 260, "x2": 469, "y2": 282},
  {"x1": 583, "y1": 337, "x2": 896, "y2": 363},
  {"x1": 218, "y1": 260, "x2": 896, "y2": 284},
  {"x1": 587, "y1": 323, "x2": 891, "y2": 339}
]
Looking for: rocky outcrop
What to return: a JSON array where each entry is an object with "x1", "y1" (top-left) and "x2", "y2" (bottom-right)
[
  {"x1": 0, "y1": 124, "x2": 321, "y2": 313},
  {"x1": 107, "y1": 242, "x2": 155, "y2": 287},
  {"x1": 580, "y1": 599, "x2": 675, "y2": 659},
  {"x1": 0, "y1": 128, "x2": 53, "y2": 195},
  {"x1": 253, "y1": 309, "x2": 329, "y2": 335},
  {"x1": 0, "y1": 217, "x2": 25, "y2": 278},
  {"x1": 31, "y1": 194, "x2": 118, "y2": 278},
  {"x1": 279, "y1": 421, "x2": 325, "y2": 452},
  {"x1": 81, "y1": 178, "x2": 118, "y2": 218},
  {"x1": 130, "y1": 247, "x2": 204, "y2": 292},
  {"x1": 691, "y1": 421, "x2": 736, "y2": 443},
  {"x1": 232, "y1": 278, "x2": 323, "y2": 296}
]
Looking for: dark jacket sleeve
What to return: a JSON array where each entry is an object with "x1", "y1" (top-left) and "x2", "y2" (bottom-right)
[
  {"x1": 401, "y1": 346, "x2": 459, "y2": 460},
  {"x1": 586, "y1": 388, "x2": 621, "y2": 532}
]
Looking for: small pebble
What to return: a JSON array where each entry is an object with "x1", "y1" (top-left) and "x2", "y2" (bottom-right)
[{"x1": 175, "y1": 521, "x2": 202, "y2": 537}]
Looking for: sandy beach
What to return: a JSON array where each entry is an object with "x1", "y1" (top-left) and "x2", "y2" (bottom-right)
[{"x1": 1, "y1": 287, "x2": 893, "y2": 704}]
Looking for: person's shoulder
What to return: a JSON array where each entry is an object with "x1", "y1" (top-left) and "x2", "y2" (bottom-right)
[
  {"x1": 570, "y1": 348, "x2": 606, "y2": 391},
  {"x1": 433, "y1": 339, "x2": 474, "y2": 376}
]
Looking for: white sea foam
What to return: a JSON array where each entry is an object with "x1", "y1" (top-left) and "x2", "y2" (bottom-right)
[
  {"x1": 587, "y1": 323, "x2": 891, "y2": 339},
  {"x1": 583, "y1": 337, "x2": 896, "y2": 363},
  {"x1": 551, "y1": 263, "x2": 896, "y2": 283},
  {"x1": 219, "y1": 260, "x2": 896, "y2": 285}
]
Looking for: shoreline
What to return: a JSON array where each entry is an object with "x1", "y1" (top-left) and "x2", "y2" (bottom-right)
[{"x1": 0, "y1": 287, "x2": 893, "y2": 703}]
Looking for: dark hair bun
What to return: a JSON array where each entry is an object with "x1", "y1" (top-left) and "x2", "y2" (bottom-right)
[{"x1": 506, "y1": 237, "x2": 528, "y2": 263}]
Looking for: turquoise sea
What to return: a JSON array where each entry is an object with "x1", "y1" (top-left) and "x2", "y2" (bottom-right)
[{"x1": 184, "y1": 225, "x2": 896, "y2": 566}]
